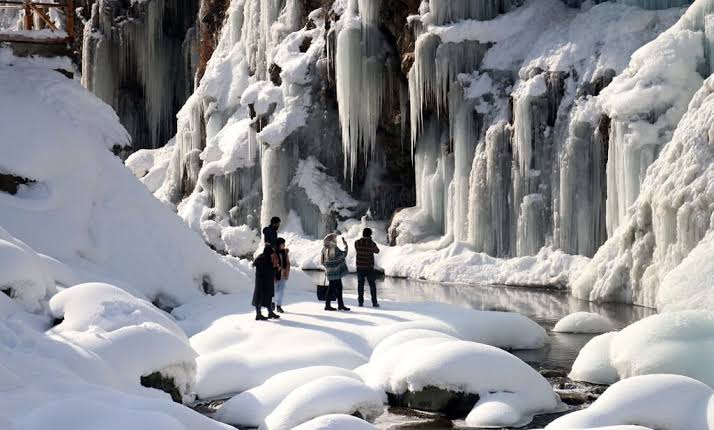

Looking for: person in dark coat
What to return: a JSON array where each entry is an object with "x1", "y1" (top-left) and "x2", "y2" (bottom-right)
[
  {"x1": 253, "y1": 245, "x2": 280, "y2": 321},
  {"x1": 262, "y1": 217, "x2": 281, "y2": 249},
  {"x1": 355, "y1": 228, "x2": 380, "y2": 308}
]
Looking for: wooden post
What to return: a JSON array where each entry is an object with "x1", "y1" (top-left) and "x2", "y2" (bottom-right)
[
  {"x1": 65, "y1": 0, "x2": 74, "y2": 43},
  {"x1": 23, "y1": 1, "x2": 33, "y2": 30}
]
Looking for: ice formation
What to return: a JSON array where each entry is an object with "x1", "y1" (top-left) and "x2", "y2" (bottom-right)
[
  {"x1": 82, "y1": 0, "x2": 198, "y2": 149},
  {"x1": 575, "y1": 66, "x2": 714, "y2": 309},
  {"x1": 569, "y1": 311, "x2": 714, "y2": 387},
  {"x1": 291, "y1": 415, "x2": 377, "y2": 430}
]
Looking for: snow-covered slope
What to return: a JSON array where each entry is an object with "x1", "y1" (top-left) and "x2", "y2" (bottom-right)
[{"x1": 0, "y1": 60, "x2": 251, "y2": 308}]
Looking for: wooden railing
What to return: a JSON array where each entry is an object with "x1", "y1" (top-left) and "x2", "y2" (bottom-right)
[{"x1": 0, "y1": 0, "x2": 74, "y2": 44}]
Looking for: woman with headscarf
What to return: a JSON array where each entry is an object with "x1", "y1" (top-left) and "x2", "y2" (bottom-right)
[
  {"x1": 253, "y1": 245, "x2": 280, "y2": 320},
  {"x1": 321, "y1": 233, "x2": 350, "y2": 311}
]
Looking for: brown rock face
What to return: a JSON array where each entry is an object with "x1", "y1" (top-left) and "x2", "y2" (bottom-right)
[{"x1": 197, "y1": 0, "x2": 231, "y2": 81}]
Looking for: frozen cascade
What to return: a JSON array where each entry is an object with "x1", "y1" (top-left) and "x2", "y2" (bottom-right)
[
  {"x1": 82, "y1": 0, "x2": 198, "y2": 150},
  {"x1": 335, "y1": 0, "x2": 386, "y2": 184},
  {"x1": 468, "y1": 122, "x2": 513, "y2": 257},
  {"x1": 409, "y1": 35, "x2": 489, "y2": 148},
  {"x1": 558, "y1": 111, "x2": 609, "y2": 257},
  {"x1": 448, "y1": 82, "x2": 479, "y2": 242},
  {"x1": 426, "y1": 0, "x2": 521, "y2": 26},
  {"x1": 517, "y1": 194, "x2": 546, "y2": 257},
  {"x1": 260, "y1": 145, "x2": 293, "y2": 228}
]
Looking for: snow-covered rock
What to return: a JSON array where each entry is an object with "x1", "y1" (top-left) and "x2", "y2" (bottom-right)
[
  {"x1": 48, "y1": 283, "x2": 198, "y2": 400},
  {"x1": 360, "y1": 333, "x2": 565, "y2": 428},
  {"x1": 553, "y1": 312, "x2": 616, "y2": 334},
  {"x1": 570, "y1": 311, "x2": 714, "y2": 387},
  {"x1": 546, "y1": 374, "x2": 714, "y2": 430},
  {"x1": 214, "y1": 366, "x2": 362, "y2": 427},
  {"x1": 291, "y1": 414, "x2": 377, "y2": 430},
  {"x1": 263, "y1": 376, "x2": 385, "y2": 430}
]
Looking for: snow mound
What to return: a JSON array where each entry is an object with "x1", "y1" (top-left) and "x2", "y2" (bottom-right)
[
  {"x1": 546, "y1": 374, "x2": 714, "y2": 430},
  {"x1": 0, "y1": 64, "x2": 251, "y2": 307},
  {"x1": 176, "y1": 293, "x2": 547, "y2": 399},
  {"x1": 263, "y1": 376, "x2": 384, "y2": 430},
  {"x1": 215, "y1": 366, "x2": 362, "y2": 427},
  {"x1": 48, "y1": 283, "x2": 197, "y2": 399},
  {"x1": 291, "y1": 414, "x2": 377, "y2": 430},
  {"x1": 570, "y1": 311, "x2": 714, "y2": 387},
  {"x1": 553, "y1": 312, "x2": 616, "y2": 334},
  {"x1": 0, "y1": 226, "x2": 56, "y2": 312},
  {"x1": 125, "y1": 142, "x2": 175, "y2": 193},
  {"x1": 361, "y1": 335, "x2": 564, "y2": 428}
]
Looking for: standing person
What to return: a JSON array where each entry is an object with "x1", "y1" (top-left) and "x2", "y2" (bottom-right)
[
  {"x1": 273, "y1": 238, "x2": 290, "y2": 313},
  {"x1": 263, "y1": 217, "x2": 281, "y2": 249},
  {"x1": 321, "y1": 233, "x2": 350, "y2": 312},
  {"x1": 355, "y1": 228, "x2": 380, "y2": 308},
  {"x1": 252, "y1": 245, "x2": 280, "y2": 320}
]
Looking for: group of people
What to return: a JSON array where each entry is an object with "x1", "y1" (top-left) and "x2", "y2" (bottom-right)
[{"x1": 252, "y1": 216, "x2": 381, "y2": 321}]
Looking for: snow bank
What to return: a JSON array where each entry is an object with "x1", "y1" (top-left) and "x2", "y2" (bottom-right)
[
  {"x1": 553, "y1": 312, "x2": 616, "y2": 334},
  {"x1": 215, "y1": 366, "x2": 362, "y2": 427},
  {"x1": 570, "y1": 311, "x2": 714, "y2": 387},
  {"x1": 291, "y1": 414, "x2": 377, "y2": 430},
  {"x1": 173, "y1": 292, "x2": 547, "y2": 399},
  {"x1": 263, "y1": 376, "x2": 385, "y2": 430},
  {"x1": 546, "y1": 374, "x2": 714, "y2": 430},
  {"x1": 657, "y1": 229, "x2": 714, "y2": 311},
  {"x1": 0, "y1": 64, "x2": 251, "y2": 307},
  {"x1": 48, "y1": 283, "x2": 198, "y2": 399},
  {"x1": 360, "y1": 333, "x2": 564, "y2": 428},
  {"x1": 574, "y1": 2, "x2": 714, "y2": 311}
]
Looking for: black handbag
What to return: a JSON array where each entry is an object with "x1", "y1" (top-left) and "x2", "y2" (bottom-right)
[{"x1": 316, "y1": 275, "x2": 334, "y2": 301}]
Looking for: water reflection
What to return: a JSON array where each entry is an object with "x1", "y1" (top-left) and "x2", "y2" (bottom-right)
[{"x1": 307, "y1": 272, "x2": 656, "y2": 369}]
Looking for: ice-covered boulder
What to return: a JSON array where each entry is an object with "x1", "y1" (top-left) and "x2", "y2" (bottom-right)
[
  {"x1": 570, "y1": 310, "x2": 714, "y2": 387},
  {"x1": 360, "y1": 332, "x2": 565, "y2": 427},
  {"x1": 291, "y1": 414, "x2": 377, "y2": 430},
  {"x1": 553, "y1": 312, "x2": 616, "y2": 334},
  {"x1": 546, "y1": 374, "x2": 714, "y2": 430},
  {"x1": 262, "y1": 376, "x2": 385, "y2": 430},
  {"x1": 214, "y1": 366, "x2": 362, "y2": 427},
  {"x1": 48, "y1": 283, "x2": 197, "y2": 401}
]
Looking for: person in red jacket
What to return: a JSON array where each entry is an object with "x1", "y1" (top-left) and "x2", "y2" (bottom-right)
[{"x1": 354, "y1": 228, "x2": 380, "y2": 308}]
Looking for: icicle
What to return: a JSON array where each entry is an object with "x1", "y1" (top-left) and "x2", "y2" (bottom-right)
[
  {"x1": 260, "y1": 145, "x2": 291, "y2": 228},
  {"x1": 427, "y1": 0, "x2": 519, "y2": 25},
  {"x1": 335, "y1": 0, "x2": 386, "y2": 185}
]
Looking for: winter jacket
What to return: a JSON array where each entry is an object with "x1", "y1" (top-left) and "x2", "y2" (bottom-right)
[
  {"x1": 274, "y1": 249, "x2": 290, "y2": 280},
  {"x1": 322, "y1": 246, "x2": 348, "y2": 281},
  {"x1": 355, "y1": 237, "x2": 379, "y2": 271},
  {"x1": 252, "y1": 253, "x2": 276, "y2": 307},
  {"x1": 263, "y1": 225, "x2": 279, "y2": 249}
]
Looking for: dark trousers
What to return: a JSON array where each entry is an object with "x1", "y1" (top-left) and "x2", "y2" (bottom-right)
[
  {"x1": 326, "y1": 279, "x2": 344, "y2": 308},
  {"x1": 357, "y1": 269, "x2": 378, "y2": 305}
]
